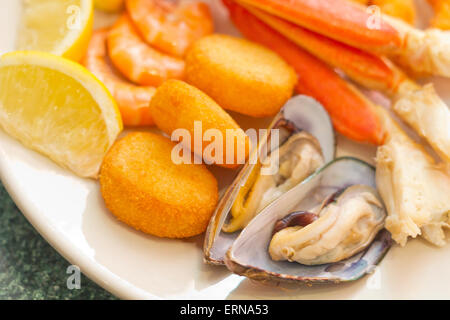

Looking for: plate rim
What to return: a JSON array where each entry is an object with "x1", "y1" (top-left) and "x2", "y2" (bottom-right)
[{"x1": 0, "y1": 144, "x2": 157, "y2": 300}]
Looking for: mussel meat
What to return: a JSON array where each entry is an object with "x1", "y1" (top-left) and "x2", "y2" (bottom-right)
[{"x1": 223, "y1": 131, "x2": 325, "y2": 232}]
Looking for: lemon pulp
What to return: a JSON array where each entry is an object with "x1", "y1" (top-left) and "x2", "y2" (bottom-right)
[{"x1": 0, "y1": 51, "x2": 122, "y2": 178}]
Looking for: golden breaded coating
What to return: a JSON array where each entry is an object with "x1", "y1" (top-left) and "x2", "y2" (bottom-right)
[
  {"x1": 150, "y1": 79, "x2": 251, "y2": 169},
  {"x1": 185, "y1": 34, "x2": 297, "y2": 117},
  {"x1": 100, "y1": 132, "x2": 218, "y2": 238}
]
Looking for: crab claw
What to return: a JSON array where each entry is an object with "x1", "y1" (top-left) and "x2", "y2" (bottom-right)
[
  {"x1": 232, "y1": 1, "x2": 450, "y2": 159},
  {"x1": 233, "y1": 0, "x2": 450, "y2": 79},
  {"x1": 225, "y1": 0, "x2": 386, "y2": 145},
  {"x1": 234, "y1": 0, "x2": 402, "y2": 52}
]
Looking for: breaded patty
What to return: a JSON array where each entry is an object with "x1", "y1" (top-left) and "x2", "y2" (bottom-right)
[
  {"x1": 150, "y1": 79, "x2": 250, "y2": 168},
  {"x1": 100, "y1": 132, "x2": 218, "y2": 238},
  {"x1": 185, "y1": 34, "x2": 297, "y2": 117}
]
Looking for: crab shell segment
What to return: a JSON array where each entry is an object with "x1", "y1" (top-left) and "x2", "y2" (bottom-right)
[{"x1": 234, "y1": 0, "x2": 402, "y2": 51}]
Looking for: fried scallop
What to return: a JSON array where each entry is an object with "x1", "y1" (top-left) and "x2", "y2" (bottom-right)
[
  {"x1": 149, "y1": 79, "x2": 251, "y2": 168},
  {"x1": 100, "y1": 132, "x2": 218, "y2": 238},
  {"x1": 185, "y1": 34, "x2": 297, "y2": 117}
]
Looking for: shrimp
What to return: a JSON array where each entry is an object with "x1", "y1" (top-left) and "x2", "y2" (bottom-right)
[
  {"x1": 126, "y1": 0, "x2": 214, "y2": 57},
  {"x1": 107, "y1": 14, "x2": 185, "y2": 86},
  {"x1": 82, "y1": 28, "x2": 156, "y2": 126}
]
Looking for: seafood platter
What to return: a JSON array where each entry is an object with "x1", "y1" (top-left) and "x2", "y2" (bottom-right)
[{"x1": 0, "y1": 0, "x2": 449, "y2": 299}]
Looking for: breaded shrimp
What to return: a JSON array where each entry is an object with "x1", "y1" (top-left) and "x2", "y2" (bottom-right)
[
  {"x1": 100, "y1": 132, "x2": 219, "y2": 239},
  {"x1": 126, "y1": 0, "x2": 214, "y2": 57},
  {"x1": 82, "y1": 29, "x2": 155, "y2": 126},
  {"x1": 428, "y1": 0, "x2": 450, "y2": 29},
  {"x1": 149, "y1": 80, "x2": 251, "y2": 169},
  {"x1": 107, "y1": 14, "x2": 185, "y2": 86},
  {"x1": 185, "y1": 34, "x2": 297, "y2": 118}
]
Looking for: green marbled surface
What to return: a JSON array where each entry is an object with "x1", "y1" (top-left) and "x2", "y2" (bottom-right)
[{"x1": 0, "y1": 181, "x2": 116, "y2": 300}]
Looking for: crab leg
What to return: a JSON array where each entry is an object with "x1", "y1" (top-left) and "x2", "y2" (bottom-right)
[
  {"x1": 224, "y1": 0, "x2": 386, "y2": 145},
  {"x1": 239, "y1": 0, "x2": 450, "y2": 78},
  {"x1": 238, "y1": 3, "x2": 450, "y2": 162},
  {"x1": 234, "y1": 0, "x2": 402, "y2": 52},
  {"x1": 244, "y1": 4, "x2": 406, "y2": 95}
]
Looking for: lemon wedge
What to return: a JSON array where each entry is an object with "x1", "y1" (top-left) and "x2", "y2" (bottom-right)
[
  {"x1": 94, "y1": 0, "x2": 124, "y2": 12},
  {"x1": 17, "y1": 0, "x2": 94, "y2": 61},
  {"x1": 0, "y1": 51, "x2": 123, "y2": 178}
]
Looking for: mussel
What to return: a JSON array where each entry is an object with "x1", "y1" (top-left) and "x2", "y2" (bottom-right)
[
  {"x1": 204, "y1": 95, "x2": 335, "y2": 265},
  {"x1": 223, "y1": 131, "x2": 325, "y2": 232},
  {"x1": 225, "y1": 157, "x2": 392, "y2": 283}
]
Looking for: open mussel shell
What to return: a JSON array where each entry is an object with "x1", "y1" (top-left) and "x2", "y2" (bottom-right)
[
  {"x1": 204, "y1": 95, "x2": 336, "y2": 265},
  {"x1": 224, "y1": 157, "x2": 392, "y2": 284}
]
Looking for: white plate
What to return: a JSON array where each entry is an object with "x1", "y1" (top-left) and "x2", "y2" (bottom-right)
[{"x1": 1, "y1": 0, "x2": 450, "y2": 300}]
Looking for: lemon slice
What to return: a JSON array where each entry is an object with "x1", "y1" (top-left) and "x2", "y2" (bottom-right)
[
  {"x1": 17, "y1": 0, "x2": 94, "y2": 61},
  {"x1": 94, "y1": 0, "x2": 124, "y2": 12},
  {"x1": 0, "y1": 51, "x2": 123, "y2": 178}
]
